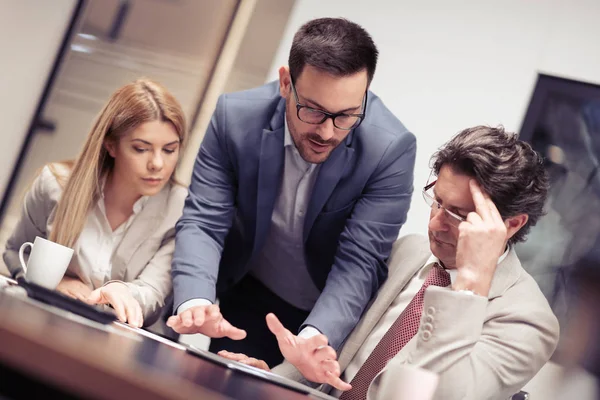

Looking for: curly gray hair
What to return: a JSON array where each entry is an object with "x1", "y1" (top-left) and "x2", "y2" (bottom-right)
[{"x1": 431, "y1": 125, "x2": 549, "y2": 244}]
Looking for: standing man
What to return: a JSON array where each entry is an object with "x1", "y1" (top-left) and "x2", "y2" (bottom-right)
[{"x1": 167, "y1": 18, "x2": 416, "y2": 366}]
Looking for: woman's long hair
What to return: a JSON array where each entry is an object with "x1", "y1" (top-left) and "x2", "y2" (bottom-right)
[{"x1": 48, "y1": 78, "x2": 187, "y2": 248}]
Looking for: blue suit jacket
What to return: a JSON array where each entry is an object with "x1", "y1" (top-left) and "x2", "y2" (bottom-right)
[{"x1": 172, "y1": 81, "x2": 416, "y2": 349}]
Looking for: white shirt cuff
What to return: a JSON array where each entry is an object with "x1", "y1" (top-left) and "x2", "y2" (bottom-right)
[
  {"x1": 298, "y1": 326, "x2": 322, "y2": 339},
  {"x1": 177, "y1": 298, "x2": 213, "y2": 315}
]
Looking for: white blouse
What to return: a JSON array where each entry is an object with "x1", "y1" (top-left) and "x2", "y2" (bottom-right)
[{"x1": 74, "y1": 190, "x2": 148, "y2": 289}]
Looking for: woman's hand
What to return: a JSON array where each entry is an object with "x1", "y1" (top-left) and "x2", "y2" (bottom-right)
[
  {"x1": 87, "y1": 282, "x2": 143, "y2": 327},
  {"x1": 56, "y1": 276, "x2": 92, "y2": 301}
]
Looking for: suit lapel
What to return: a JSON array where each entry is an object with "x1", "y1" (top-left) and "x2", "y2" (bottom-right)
[
  {"x1": 110, "y1": 186, "x2": 169, "y2": 281},
  {"x1": 337, "y1": 235, "x2": 432, "y2": 371},
  {"x1": 337, "y1": 239, "x2": 523, "y2": 373},
  {"x1": 303, "y1": 144, "x2": 354, "y2": 241},
  {"x1": 253, "y1": 101, "x2": 286, "y2": 254},
  {"x1": 487, "y1": 247, "x2": 522, "y2": 299}
]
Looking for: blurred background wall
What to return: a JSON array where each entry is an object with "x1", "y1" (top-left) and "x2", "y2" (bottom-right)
[{"x1": 266, "y1": 0, "x2": 600, "y2": 238}]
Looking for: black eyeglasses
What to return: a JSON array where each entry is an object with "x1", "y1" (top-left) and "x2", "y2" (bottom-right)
[{"x1": 290, "y1": 79, "x2": 367, "y2": 130}]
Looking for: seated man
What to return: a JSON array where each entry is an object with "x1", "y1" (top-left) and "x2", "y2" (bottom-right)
[{"x1": 220, "y1": 125, "x2": 560, "y2": 400}]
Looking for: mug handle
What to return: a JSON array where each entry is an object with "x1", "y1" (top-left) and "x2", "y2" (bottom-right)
[{"x1": 18, "y1": 242, "x2": 33, "y2": 275}]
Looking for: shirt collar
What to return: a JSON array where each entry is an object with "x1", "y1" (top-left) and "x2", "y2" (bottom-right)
[
  {"x1": 422, "y1": 245, "x2": 511, "y2": 284},
  {"x1": 99, "y1": 175, "x2": 148, "y2": 215},
  {"x1": 131, "y1": 195, "x2": 149, "y2": 214}
]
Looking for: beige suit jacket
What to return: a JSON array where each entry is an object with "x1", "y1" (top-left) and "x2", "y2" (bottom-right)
[
  {"x1": 274, "y1": 234, "x2": 560, "y2": 400},
  {"x1": 3, "y1": 165, "x2": 187, "y2": 325}
]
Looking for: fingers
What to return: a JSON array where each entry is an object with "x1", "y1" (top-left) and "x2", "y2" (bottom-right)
[
  {"x1": 218, "y1": 350, "x2": 249, "y2": 362},
  {"x1": 167, "y1": 305, "x2": 212, "y2": 333},
  {"x1": 488, "y1": 199, "x2": 504, "y2": 226},
  {"x1": 109, "y1": 294, "x2": 128, "y2": 323},
  {"x1": 307, "y1": 334, "x2": 329, "y2": 350},
  {"x1": 469, "y1": 180, "x2": 503, "y2": 224},
  {"x1": 192, "y1": 306, "x2": 206, "y2": 327},
  {"x1": 205, "y1": 304, "x2": 221, "y2": 320},
  {"x1": 166, "y1": 315, "x2": 180, "y2": 329},
  {"x1": 266, "y1": 313, "x2": 293, "y2": 343},
  {"x1": 220, "y1": 319, "x2": 247, "y2": 340},
  {"x1": 124, "y1": 298, "x2": 143, "y2": 328},
  {"x1": 319, "y1": 360, "x2": 350, "y2": 391},
  {"x1": 465, "y1": 211, "x2": 483, "y2": 226},
  {"x1": 166, "y1": 316, "x2": 194, "y2": 334},
  {"x1": 320, "y1": 359, "x2": 341, "y2": 376},
  {"x1": 469, "y1": 180, "x2": 492, "y2": 220},
  {"x1": 240, "y1": 357, "x2": 270, "y2": 371},
  {"x1": 74, "y1": 291, "x2": 89, "y2": 303},
  {"x1": 86, "y1": 289, "x2": 105, "y2": 304},
  {"x1": 61, "y1": 290, "x2": 78, "y2": 299},
  {"x1": 181, "y1": 309, "x2": 195, "y2": 328},
  {"x1": 167, "y1": 306, "x2": 245, "y2": 338},
  {"x1": 191, "y1": 304, "x2": 220, "y2": 328},
  {"x1": 135, "y1": 303, "x2": 144, "y2": 327},
  {"x1": 103, "y1": 289, "x2": 142, "y2": 327},
  {"x1": 313, "y1": 344, "x2": 337, "y2": 363},
  {"x1": 325, "y1": 371, "x2": 352, "y2": 392},
  {"x1": 202, "y1": 305, "x2": 247, "y2": 339},
  {"x1": 218, "y1": 351, "x2": 269, "y2": 370}
]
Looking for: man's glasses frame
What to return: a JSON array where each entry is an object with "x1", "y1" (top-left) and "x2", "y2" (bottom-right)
[
  {"x1": 289, "y1": 78, "x2": 367, "y2": 130},
  {"x1": 422, "y1": 173, "x2": 467, "y2": 226}
]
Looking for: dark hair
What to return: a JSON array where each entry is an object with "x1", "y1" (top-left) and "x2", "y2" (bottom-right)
[
  {"x1": 289, "y1": 18, "x2": 378, "y2": 85},
  {"x1": 431, "y1": 125, "x2": 549, "y2": 244}
]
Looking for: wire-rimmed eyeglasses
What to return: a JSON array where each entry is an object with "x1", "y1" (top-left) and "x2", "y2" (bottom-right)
[{"x1": 422, "y1": 174, "x2": 466, "y2": 226}]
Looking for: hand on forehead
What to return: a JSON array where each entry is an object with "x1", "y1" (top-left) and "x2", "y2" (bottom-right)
[{"x1": 469, "y1": 179, "x2": 502, "y2": 222}]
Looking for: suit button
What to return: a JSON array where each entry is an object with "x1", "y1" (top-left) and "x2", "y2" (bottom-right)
[
  {"x1": 423, "y1": 323, "x2": 434, "y2": 332},
  {"x1": 427, "y1": 306, "x2": 436, "y2": 316},
  {"x1": 425, "y1": 315, "x2": 434, "y2": 323},
  {"x1": 422, "y1": 331, "x2": 432, "y2": 341}
]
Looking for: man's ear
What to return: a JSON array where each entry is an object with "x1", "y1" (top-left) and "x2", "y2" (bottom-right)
[
  {"x1": 104, "y1": 139, "x2": 117, "y2": 158},
  {"x1": 505, "y1": 214, "x2": 529, "y2": 242},
  {"x1": 279, "y1": 66, "x2": 291, "y2": 98}
]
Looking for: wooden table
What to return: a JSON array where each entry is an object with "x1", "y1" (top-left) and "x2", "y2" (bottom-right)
[{"x1": 0, "y1": 288, "x2": 333, "y2": 400}]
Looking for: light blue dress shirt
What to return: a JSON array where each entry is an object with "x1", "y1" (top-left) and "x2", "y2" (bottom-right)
[{"x1": 178, "y1": 118, "x2": 323, "y2": 337}]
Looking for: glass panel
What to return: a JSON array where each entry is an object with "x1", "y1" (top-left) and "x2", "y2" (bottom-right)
[
  {"x1": 224, "y1": 0, "x2": 296, "y2": 93},
  {"x1": 0, "y1": 0, "x2": 238, "y2": 233}
]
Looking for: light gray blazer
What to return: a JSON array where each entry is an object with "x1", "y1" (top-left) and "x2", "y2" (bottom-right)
[
  {"x1": 273, "y1": 234, "x2": 560, "y2": 400},
  {"x1": 3, "y1": 165, "x2": 187, "y2": 325}
]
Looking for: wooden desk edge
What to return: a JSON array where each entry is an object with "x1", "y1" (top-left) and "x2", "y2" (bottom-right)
[{"x1": 0, "y1": 324, "x2": 229, "y2": 400}]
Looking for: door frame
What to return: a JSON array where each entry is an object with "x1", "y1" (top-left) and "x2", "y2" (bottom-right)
[{"x1": 0, "y1": 0, "x2": 87, "y2": 224}]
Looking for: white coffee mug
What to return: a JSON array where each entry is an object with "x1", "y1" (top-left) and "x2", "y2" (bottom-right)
[
  {"x1": 19, "y1": 236, "x2": 74, "y2": 289},
  {"x1": 378, "y1": 362, "x2": 439, "y2": 400}
]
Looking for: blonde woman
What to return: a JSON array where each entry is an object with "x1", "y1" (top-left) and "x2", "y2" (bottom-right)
[{"x1": 3, "y1": 78, "x2": 188, "y2": 327}]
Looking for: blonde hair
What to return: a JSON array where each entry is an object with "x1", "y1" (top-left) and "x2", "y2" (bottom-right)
[{"x1": 48, "y1": 78, "x2": 187, "y2": 248}]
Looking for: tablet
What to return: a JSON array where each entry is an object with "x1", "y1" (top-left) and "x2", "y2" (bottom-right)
[
  {"x1": 17, "y1": 278, "x2": 116, "y2": 324},
  {"x1": 186, "y1": 345, "x2": 337, "y2": 400},
  {"x1": 113, "y1": 321, "x2": 187, "y2": 350}
]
